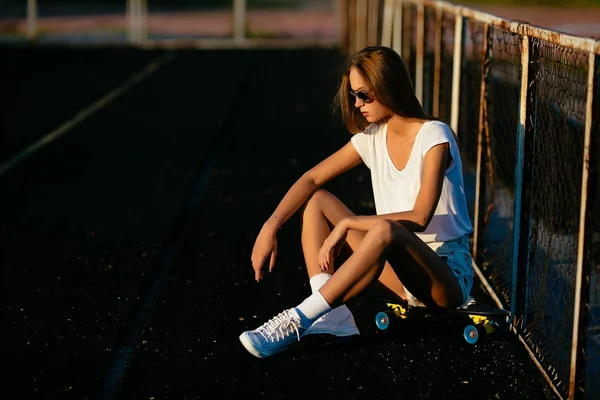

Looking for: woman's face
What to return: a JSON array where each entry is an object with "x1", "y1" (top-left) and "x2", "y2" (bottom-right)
[{"x1": 349, "y1": 67, "x2": 391, "y2": 123}]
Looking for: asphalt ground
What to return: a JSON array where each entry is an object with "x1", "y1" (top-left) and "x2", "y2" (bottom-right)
[{"x1": 0, "y1": 46, "x2": 558, "y2": 399}]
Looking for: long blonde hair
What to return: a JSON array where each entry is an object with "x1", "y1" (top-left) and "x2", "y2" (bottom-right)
[{"x1": 334, "y1": 46, "x2": 437, "y2": 134}]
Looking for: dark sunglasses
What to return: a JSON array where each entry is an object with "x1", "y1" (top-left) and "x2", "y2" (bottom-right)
[{"x1": 349, "y1": 89, "x2": 374, "y2": 104}]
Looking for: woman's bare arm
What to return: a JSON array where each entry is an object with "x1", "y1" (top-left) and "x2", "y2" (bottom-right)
[
  {"x1": 262, "y1": 140, "x2": 363, "y2": 233},
  {"x1": 251, "y1": 140, "x2": 363, "y2": 280}
]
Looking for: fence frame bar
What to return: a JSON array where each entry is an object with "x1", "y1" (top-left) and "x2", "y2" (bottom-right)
[
  {"x1": 336, "y1": 0, "x2": 349, "y2": 52},
  {"x1": 392, "y1": 0, "x2": 403, "y2": 56},
  {"x1": 368, "y1": 0, "x2": 380, "y2": 46},
  {"x1": 348, "y1": 0, "x2": 357, "y2": 55},
  {"x1": 381, "y1": 0, "x2": 394, "y2": 47},
  {"x1": 127, "y1": 0, "x2": 142, "y2": 45},
  {"x1": 126, "y1": 0, "x2": 134, "y2": 43},
  {"x1": 401, "y1": 2, "x2": 411, "y2": 69},
  {"x1": 569, "y1": 51, "x2": 597, "y2": 400},
  {"x1": 233, "y1": 0, "x2": 247, "y2": 42},
  {"x1": 510, "y1": 34, "x2": 529, "y2": 328},
  {"x1": 432, "y1": 4, "x2": 443, "y2": 117},
  {"x1": 356, "y1": 0, "x2": 368, "y2": 53},
  {"x1": 472, "y1": 22, "x2": 490, "y2": 261},
  {"x1": 415, "y1": 3, "x2": 425, "y2": 104},
  {"x1": 141, "y1": 0, "x2": 148, "y2": 42},
  {"x1": 450, "y1": 11, "x2": 464, "y2": 134},
  {"x1": 511, "y1": 32, "x2": 538, "y2": 334},
  {"x1": 26, "y1": 0, "x2": 37, "y2": 41},
  {"x1": 401, "y1": 0, "x2": 599, "y2": 55}
]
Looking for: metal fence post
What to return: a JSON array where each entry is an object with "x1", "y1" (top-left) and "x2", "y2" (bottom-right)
[
  {"x1": 141, "y1": 0, "x2": 148, "y2": 43},
  {"x1": 473, "y1": 23, "x2": 491, "y2": 262},
  {"x1": 233, "y1": 0, "x2": 246, "y2": 42},
  {"x1": 511, "y1": 30, "x2": 538, "y2": 330},
  {"x1": 26, "y1": 0, "x2": 37, "y2": 42},
  {"x1": 432, "y1": 4, "x2": 442, "y2": 117},
  {"x1": 401, "y1": 2, "x2": 411, "y2": 70},
  {"x1": 381, "y1": 0, "x2": 394, "y2": 47},
  {"x1": 450, "y1": 10, "x2": 464, "y2": 135},
  {"x1": 336, "y1": 0, "x2": 349, "y2": 53},
  {"x1": 348, "y1": 0, "x2": 357, "y2": 54},
  {"x1": 367, "y1": 0, "x2": 380, "y2": 46},
  {"x1": 127, "y1": 0, "x2": 140, "y2": 45},
  {"x1": 356, "y1": 0, "x2": 368, "y2": 52},
  {"x1": 415, "y1": 2, "x2": 424, "y2": 105},
  {"x1": 392, "y1": 0, "x2": 403, "y2": 56},
  {"x1": 569, "y1": 51, "x2": 598, "y2": 400}
]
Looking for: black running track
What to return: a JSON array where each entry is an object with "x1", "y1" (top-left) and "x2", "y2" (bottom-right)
[{"x1": 0, "y1": 45, "x2": 557, "y2": 399}]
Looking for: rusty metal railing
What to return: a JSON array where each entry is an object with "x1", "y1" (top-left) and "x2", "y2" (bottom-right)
[{"x1": 342, "y1": 1, "x2": 599, "y2": 399}]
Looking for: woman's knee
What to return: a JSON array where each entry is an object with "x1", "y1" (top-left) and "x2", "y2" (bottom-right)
[
  {"x1": 364, "y1": 219, "x2": 398, "y2": 248},
  {"x1": 303, "y1": 189, "x2": 329, "y2": 210},
  {"x1": 301, "y1": 189, "x2": 325, "y2": 217},
  {"x1": 301, "y1": 189, "x2": 336, "y2": 219}
]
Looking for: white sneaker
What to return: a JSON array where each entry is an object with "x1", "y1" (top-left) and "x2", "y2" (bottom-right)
[
  {"x1": 459, "y1": 296, "x2": 476, "y2": 309},
  {"x1": 239, "y1": 308, "x2": 306, "y2": 358},
  {"x1": 302, "y1": 305, "x2": 360, "y2": 337}
]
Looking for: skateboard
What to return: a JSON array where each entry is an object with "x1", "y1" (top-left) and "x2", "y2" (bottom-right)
[{"x1": 375, "y1": 300, "x2": 510, "y2": 344}]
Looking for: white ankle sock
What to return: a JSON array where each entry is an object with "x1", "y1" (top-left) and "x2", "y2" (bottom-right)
[
  {"x1": 309, "y1": 273, "x2": 332, "y2": 293},
  {"x1": 295, "y1": 290, "x2": 332, "y2": 323}
]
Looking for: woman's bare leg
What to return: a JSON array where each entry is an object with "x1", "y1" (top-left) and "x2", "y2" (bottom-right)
[
  {"x1": 300, "y1": 189, "x2": 406, "y2": 301},
  {"x1": 319, "y1": 219, "x2": 464, "y2": 310}
]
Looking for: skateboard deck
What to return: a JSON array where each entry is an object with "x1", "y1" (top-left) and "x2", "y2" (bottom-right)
[{"x1": 375, "y1": 299, "x2": 510, "y2": 344}]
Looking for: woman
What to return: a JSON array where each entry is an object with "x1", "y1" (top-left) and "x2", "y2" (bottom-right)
[{"x1": 239, "y1": 46, "x2": 474, "y2": 359}]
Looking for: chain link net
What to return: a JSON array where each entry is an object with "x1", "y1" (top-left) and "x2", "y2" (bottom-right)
[
  {"x1": 458, "y1": 18, "x2": 484, "y2": 166},
  {"x1": 523, "y1": 39, "x2": 588, "y2": 397},
  {"x1": 478, "y1": 27, "x2": 522, "y2": 310},
  {"x1": 458, "y1": 19, "x2": 485, "y2": 225}
]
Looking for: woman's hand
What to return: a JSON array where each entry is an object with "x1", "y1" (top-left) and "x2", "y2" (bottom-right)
[
  {"x1": 318, "y1": 221, "x2": 349, "y2": 272},
  {"x1": 250, "y1": 223, "x2": 279, "y2": 282}
]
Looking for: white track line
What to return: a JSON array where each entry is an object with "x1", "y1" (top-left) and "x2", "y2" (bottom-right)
[{"x1": 0, "y1": 51, "x2": 175, "y2": 177}]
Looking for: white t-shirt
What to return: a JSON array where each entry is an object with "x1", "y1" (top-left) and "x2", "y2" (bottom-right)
[{"x1": 350, "y1": 120, "x2": 473, "y2": 243}]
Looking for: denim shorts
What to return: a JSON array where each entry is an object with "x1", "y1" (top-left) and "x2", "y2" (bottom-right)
[{"x1": 428, "y1": 235, "x2": 473, "y2": 305}]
